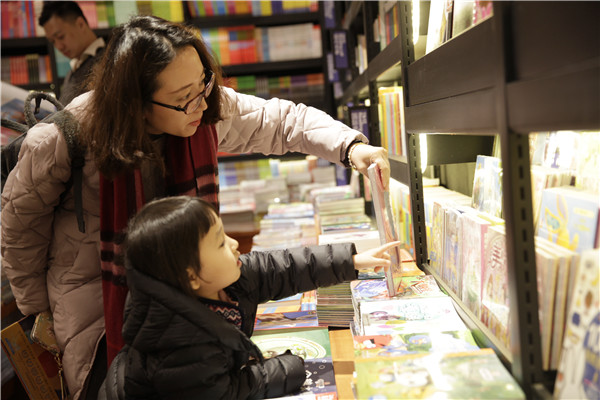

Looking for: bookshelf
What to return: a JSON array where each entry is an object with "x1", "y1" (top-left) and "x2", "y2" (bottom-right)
[{"x1": 333, "y1": 1, "x2": 600, "y2": 398}]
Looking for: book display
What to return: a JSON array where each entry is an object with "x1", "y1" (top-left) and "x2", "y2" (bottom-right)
[{"x1": 329, "y1": 1, "x2": 599, "y2": 397}]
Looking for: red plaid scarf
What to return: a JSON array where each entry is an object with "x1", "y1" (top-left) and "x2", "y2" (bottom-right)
[{"x1": 100, "y1": 125, "x2": 219, "y2": 364}]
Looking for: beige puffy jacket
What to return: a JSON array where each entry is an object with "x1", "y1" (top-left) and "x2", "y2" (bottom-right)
[{"x1": 1, "y1": 89, "x2": 366, "y2": 399}]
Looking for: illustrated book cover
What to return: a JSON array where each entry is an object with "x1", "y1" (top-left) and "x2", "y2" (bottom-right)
[
  {"x1": 354, "y1": 349, "x2": 525, "y2": 399},
  {"x1": 554, "y1": 249, "x2": 600, "y2": 400},
  {"x1": 367, "y1": 163, "x2": 403, "y2": 296}
]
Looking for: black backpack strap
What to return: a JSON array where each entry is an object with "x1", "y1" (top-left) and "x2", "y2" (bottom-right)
[{"x1": 44, "y1": 109, "x2": 86, "y2": 234}]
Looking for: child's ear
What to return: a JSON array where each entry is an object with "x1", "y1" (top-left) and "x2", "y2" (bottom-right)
[{"x1": 187, "y1": 267, "x2": 202, "y2": 291}]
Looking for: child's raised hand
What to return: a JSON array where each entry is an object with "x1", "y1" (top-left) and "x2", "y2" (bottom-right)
[{"x1": 353, "y1": 241, "x2": 403, "y2": 272}]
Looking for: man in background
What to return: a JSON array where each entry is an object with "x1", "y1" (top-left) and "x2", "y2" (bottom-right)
[{"x1": 39, "y1": 1, "x2": 105, "y2": 105}]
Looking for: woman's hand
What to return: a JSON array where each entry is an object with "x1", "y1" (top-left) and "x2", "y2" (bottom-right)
[
  {"x1": 353, "y1": 241, "x2": 403, "y2": 272},
  {"x1": 349, "y1": 144, "x2": 390, "y2": 190}
]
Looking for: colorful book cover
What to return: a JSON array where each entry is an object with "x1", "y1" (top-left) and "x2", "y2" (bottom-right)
[
  {"x1": 353, "y1": 330, "x2": 479, "y2": 358},
  {"x1": 254, "y1": 311, "x2": 319, "y2": 331},
  {"x1": 460, "y1": 212, "x2": 497, "y2": 319},
  {"x1": 442, "y1": 207, "x2": 463, "y2": 297},
  {"x1": 351, "y1": 275, "x2": 443, "y2": 304},
  {"x1": 354, "y1": 349, "x2": 525, "y2": 399},
  {"x1": 481, "y1": 225, "x2": 510, "y2": 350},
  {"x1": 360, "y1": 296, "x2": 467, "y2": 336},
  {"x1": 554, "y1": 249, "x2": 600, "y2": 400},
  {"x1": 535, "y1": 186, "x2": 600, "y2": 254},
  {"x1": 251, "y1": 327, "x2": 331, "y2": 360},
  {"x1": 429, "y1": 201, "x2": 446, "y2": 274},
  {"x1": 471, "y1": 155, "x2": 503, "y2": 218},
  {"x1": 368, "y1": 164, "x2": 403, "y2": 296}
]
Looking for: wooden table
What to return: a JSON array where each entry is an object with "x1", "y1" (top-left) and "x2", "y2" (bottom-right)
[{"x1": 328, "y1": 329, "x2": 355, "y2": 400}]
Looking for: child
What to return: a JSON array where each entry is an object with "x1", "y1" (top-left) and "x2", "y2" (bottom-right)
[{"x1": 99, "y1": 196, "x2": 400, "y2": 399}]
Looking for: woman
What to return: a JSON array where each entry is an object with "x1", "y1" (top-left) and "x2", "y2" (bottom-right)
[{"x1": 1, "y1": 15, "x2": 389, "y2": 399}]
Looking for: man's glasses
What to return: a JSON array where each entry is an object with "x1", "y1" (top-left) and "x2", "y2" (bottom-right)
[{"x1": 151, "y1": 70, "x2": 215, "y2": 115}]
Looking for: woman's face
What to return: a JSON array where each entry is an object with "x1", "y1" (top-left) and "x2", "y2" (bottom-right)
[{"x1": 145, "y1": 46, "x2": 209, "y2": 137}]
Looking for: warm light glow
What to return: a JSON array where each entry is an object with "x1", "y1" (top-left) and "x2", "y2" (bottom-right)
[
  {"x1": 364, "y1": 98, "x2": 371, "y2": 107},
  {"x1": 420, "y1": 134, "x2": 428, "y2": 173},
  {"x1": 412, "y1": 0, "x2": 420, "y2": 45}
]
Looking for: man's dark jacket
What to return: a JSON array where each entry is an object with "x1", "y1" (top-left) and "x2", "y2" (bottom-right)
[
  {"x1": 59, "y1": 46, "x2": 104, "y2": 105},
  {"x1": 98, "y1": 243, "x2": 357, "y2": 400}
]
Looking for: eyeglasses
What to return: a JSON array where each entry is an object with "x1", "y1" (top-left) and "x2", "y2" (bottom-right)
[{"x1": 150, "y1": 70, "x2": 215, "y2": 115}]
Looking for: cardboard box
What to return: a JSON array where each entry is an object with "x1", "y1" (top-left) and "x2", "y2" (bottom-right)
[{"x1": 1, "y1": 315, "x2": 62, "y2": 400}]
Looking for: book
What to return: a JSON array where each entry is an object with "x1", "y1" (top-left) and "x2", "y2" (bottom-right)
[
  {"x1": 481, "y1": 225, "x2": 510, "y2": 350},
  {"x1": 535, "y1": 186, "x2": 600, "y2": 254},
  {"x1": 251, "y1": 327, "x2": 331, "y2": 360},
  {"x1": 471, "y1": 155, "x2": 503, "y2": 218},
  {"x1": 442, "y1": 207, "x2": 464, "y2": 296},
  {"x1": 554, "y1": 249, "x2": 600, "y2": 399},
  {"x1": 254, "y1": 311, "x2": 318, "y2": 331},
  {"x1": 359, "y1": 296, "x2": 467, "y2": 336},
  {"x1": 368, "y1": 163, "x2": 403, "y2": 297},
  {"x1": 353, "y1": 329, "x2": 479, "y2": 359},
  {"x1": 354, "y1": 349, "x2": 525, "y2": 399}
]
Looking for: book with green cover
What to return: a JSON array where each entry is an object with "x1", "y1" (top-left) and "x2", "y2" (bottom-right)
[
  {"x1": 251, "y1": 327, "x2": 331, "y2": 360},
  {"x1": 354, "y1": 349, "x2": 525, "y2": 399}
]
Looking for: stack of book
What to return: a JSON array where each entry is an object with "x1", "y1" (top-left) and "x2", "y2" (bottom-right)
[{"x1": 349, "y1": 271, "x2": 525, "y2": 399}]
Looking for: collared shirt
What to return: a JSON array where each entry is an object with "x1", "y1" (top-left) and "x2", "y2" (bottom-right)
[{"x1": 69, "y1": 37, "x2": 105, "y2": 72}]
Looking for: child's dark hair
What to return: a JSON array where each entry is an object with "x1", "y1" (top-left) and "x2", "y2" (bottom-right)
[{"x1": 125, "y1": 196, "x2": 218, "y2": 297}]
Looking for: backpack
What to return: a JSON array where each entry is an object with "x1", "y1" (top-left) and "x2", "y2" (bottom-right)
[{"x1": 1, "y1": 92, "x2": 86, "y2": 233}]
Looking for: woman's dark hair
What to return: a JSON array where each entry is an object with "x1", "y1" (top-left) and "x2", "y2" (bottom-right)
[
  {"x1": 124, "y1": 196, "x2": 218, "y2": 297},
  {"x1": 81, "y1": 15, "x2": 224, "y2": 178}
]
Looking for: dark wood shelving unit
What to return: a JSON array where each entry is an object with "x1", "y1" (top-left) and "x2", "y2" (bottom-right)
[{"x1": 335, "y1": 1, "x2": 600, "y2": 398}]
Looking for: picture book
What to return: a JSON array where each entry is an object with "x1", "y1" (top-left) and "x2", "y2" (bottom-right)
[
  {"x1": 535, "y1": 186, "x2": 600, "y2": 254},
  {"x1": 251, "y1": 327, "x2": 331, "y2": 360},
  {"x1": 254, "y1": 311, "x2": 319, "y2": 331},
  {"x1": 460, "y1": 212, "x2": 492, "y2": 319},
  {"x1": 452, "y1": 1, "x2": 475, "y2": 37},
  {"x1": 533, "y1": 243, "x2": 559, "y2": 370},
  {"x1": 354, "y1": 349, "x2": 525, "y2": 399},
  {"x1": 353, "y1": 329, "x2": 479, "y2": 358},
  {"x1": 368, "y1": 163, "x2": 403, "y2": 296},
  {"x1": 554, "y1": 249, "x2": 600, "y2": 400},
  {"x1": 481, "y1": 225, "x2": 510, "y2": 350},
  {"x1": 359, "y1": 296, "x2": 467, "y2": 336},
  {"x1": 442, "y1": 207, "x2": 464, "y2": 296},
  {"x1": 471, "y1": 155, "x2": 503, "y2": 218},
  {"x1": 574, "y1": 132, "x2": 600, "y2": 195},
  {"x1": 428, "y1": 201, "x2": 446, "y2": 274},
  {"x1": 351, "y1": 275, "x2": 442, "y2": 303},
  {"x1": 535, "y1": 236, "x2": 578, "y2": 370},
  {"x1": 257, "y1": 292, "x2": 303, "y2": 314}
]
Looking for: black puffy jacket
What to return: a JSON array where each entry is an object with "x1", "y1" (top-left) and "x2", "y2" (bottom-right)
[{"x1": 98, "y1": 243, "x2": 357, "y2": 400}]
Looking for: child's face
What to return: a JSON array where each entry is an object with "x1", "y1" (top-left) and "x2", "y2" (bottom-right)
[{"x1": 192, "y1": 214, "x2": 241, "y2": 300}]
